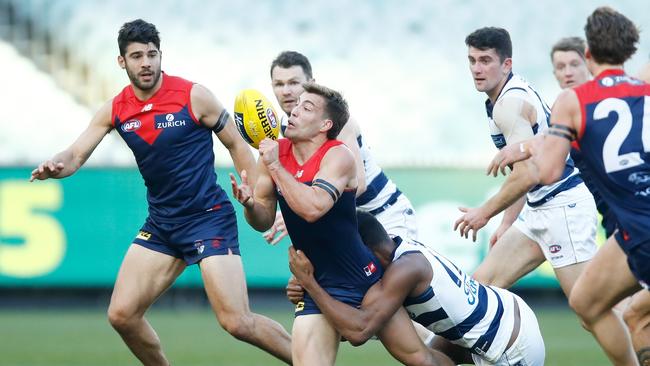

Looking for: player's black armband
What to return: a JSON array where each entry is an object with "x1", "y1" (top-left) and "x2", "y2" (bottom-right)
[
  {"x1": 313, "y1": 179, "x2": 341, "y2": 202},
  {"x1": 547, "y1": 123, "x2": 577, "y2": 141},
  {"x1": 212, "y1": 110, "x2": 230, "y2": 134}
]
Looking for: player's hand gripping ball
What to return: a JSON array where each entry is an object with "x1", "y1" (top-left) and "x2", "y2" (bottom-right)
[{"x1": 234, "y1": 89, "x2": 280, "y2": 149}]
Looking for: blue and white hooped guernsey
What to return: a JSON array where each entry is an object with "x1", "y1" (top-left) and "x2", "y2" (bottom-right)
[
  {"x1": 485, "y1": 73, "x2": 583, "y2": 207},
  {"x1": 394, "y1": 238, "x2": 515, "y2": 362},
  {"x1": 354, "y1": 134, "x2": 401, "y2": 214}
]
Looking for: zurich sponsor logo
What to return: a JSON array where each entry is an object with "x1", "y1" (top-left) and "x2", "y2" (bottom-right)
[
  {"x1": 629, "y1": 172, "x2": 650, "y2": 185},
  {"x1": 121, "y1": 119, "x2": 141, "y2": 132},
  {"x1": 267, "y1": 108, "x2": 278, "y2": 128},
  {"x1": 166, "y1": 113, "x2": 175, "y2": 122},
  {"x1": 549, "y1": 244, "x2": 562, "y2": 254}
]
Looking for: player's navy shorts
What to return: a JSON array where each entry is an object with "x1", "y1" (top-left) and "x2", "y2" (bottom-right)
[
  {"x1": 616, "y1": 232, "x2": 650, "y2": 290},
  {"x1": 133, "y1": 202, "x2": 239, "y2": 265},
  {"x1": 294, "y1": 284, "x2": 374, "y2": 317}
]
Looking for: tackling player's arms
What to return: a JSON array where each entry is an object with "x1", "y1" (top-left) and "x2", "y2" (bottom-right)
[
  {"x1": 294, "y1": 248, "x2": 431, "y2": 346},
  {"x1": 269, "y1": 144, "x2": 357, "y2": 223},
  {"x1": 190, "y1": 83, "x2": 257, "y2": 185},
  {"x1": 31, "y1": 100, "x2": 113, "y2": 181}
]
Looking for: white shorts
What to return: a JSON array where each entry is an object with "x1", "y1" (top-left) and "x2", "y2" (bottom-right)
[
  {"x1": 473, "y1": 294, "x2": 545, "y2": 366},
  {"x1": 374, "y1": 194, "x2": 418, "y2": 240},
  {"x1": 512, "y1": 183, "x2": 598, "y2": 268}
]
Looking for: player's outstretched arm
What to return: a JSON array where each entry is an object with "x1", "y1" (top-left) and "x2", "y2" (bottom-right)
[
  {"x1": 262, "y1": 140, "x2": 355, "y2": 223},
  {"x1": 30, "y1": 100, "x2": 113, "y2": 182},
  {"x1": 289, "y1": 246, "x2": 427, "y2": 346},
  {"x1": 453, "y1": 97, "x2": 540, "y2": 241},
  {"x1": 191, "y1": 84, "x2": 258, "y2": 186},
  {"x1": 262, "y1": 211, "x2": 289, "y2": 245},
  {"x1": 230, "y1": 158, "x2": 277, "y2": 232},
  {"x1": 533, "y1": 89, "x2": 580, "y2": 185}
]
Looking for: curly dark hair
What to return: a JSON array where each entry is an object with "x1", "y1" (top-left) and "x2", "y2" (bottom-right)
[
  {"x1": 118, "y1": 19, "x2": 160, "y2": 56},
  {"x1": 585, "y1": 7, "x2": 639, "y2": 65}
]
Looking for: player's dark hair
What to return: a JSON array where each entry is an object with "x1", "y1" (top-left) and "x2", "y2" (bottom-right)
[
  {"x1": 118, "y1": 19, "x2": 160, "y2": 56},
  {"x1": 302, "y1": 83, "x2": 349, "y2": 139},
  {"x1": 270, "y1": 51, "x2": 313, "y2": 79},
  {"x1": 585, "y1": 7, "x2": 638, "y2": 65},
  {"x1": 465, "y1": 27, "x2": 512, "y2": 63},
  {"x1": 551, "y1": 37, "x2": 586, "y2": 61},
  {"x1": 356, "y1": 211, "x2": 392, "y2": 252}
]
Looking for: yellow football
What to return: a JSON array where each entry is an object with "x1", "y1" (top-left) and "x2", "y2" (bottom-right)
[{"x1": 233, "y1": 89, "x2": 280, "y2": 149}]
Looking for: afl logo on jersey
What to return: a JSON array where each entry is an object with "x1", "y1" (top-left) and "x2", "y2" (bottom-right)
[
  {"x1": 549, "y1": 244, "x2": 562, "y2": 254},
  {"x1": 121, "y1": 119, "x2": 141, "y2": 132}
]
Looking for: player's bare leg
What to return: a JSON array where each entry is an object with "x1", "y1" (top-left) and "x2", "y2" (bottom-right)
[
  {"x1": 378, "y1": 308, "x2": 455, "y2": 366},
  {"x1": 472, "y1": 226, "x2": 545, "y2": 288},
  {"x1": 292, "y1": 314, "x2": 339, "y2": 366},
  {"x1": 624, "y1": 290, "x2": 650, "y2": 365},
  {"x1": 412, "y1": 321, "x2": 434, "y2": 346},
  {"x1": 554, "y1": 261, "x2": 589, "y2": 298},
  {"x1": 200, "y1": 252, "x2": 292, "y2": 364},
  {"x1": 108, "y1": 244, "x2": 186, "y2": 366},
  {"x1": 569, "y1": 236, "x2": 639, "y2": 365}
]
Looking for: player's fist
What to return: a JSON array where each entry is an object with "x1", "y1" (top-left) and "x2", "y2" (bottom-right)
[
  {"x1": 229, "y1": 170, "x2": 254, "y2": 208},
  {"x1": 285, "y1": 275, "x2": 304, "y2": 304},
  {"x1": 30, "y1": 160, "x2": 64, "y2": 182},
  {"x1": 258, "y1": 138, "x2": 280, "y2": 168}
]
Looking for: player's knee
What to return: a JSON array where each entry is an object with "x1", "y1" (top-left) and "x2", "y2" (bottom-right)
[
  {"x1": 219, "y1": 312, "x2": 255, "y2": 341},
  {"x1": 569, "y1": 290, "x2": 604, "y2": 328},
  {"x1": 396, "y1": 350, "x2": 431, "y2": 366},
  {"x1": 107, "y1": 306, "x2": 137, "y2": 332}
]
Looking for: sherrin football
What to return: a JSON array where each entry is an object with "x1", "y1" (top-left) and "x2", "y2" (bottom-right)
[{"x1": 233, "y1": 89, "x2": 280, "y2": 149}]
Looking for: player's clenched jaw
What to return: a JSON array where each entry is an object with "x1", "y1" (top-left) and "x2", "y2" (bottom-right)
[
  {"x1": 467, "y1": 47, "x2": 510, "y2": 97},
  {"x1": 120, "y1": 42, "x2": 162, "y2": 92}
]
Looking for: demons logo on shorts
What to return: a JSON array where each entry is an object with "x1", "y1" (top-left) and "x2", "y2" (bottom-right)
[{"x1": 549, "y1": 244, "x2": 562, "y2": 254}]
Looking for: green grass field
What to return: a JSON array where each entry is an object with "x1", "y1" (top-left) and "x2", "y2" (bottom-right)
[{"x1": 0, "y1": 306, "x2": 609, "y2": 365}]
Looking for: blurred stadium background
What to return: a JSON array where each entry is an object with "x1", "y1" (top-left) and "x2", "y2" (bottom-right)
[{"x1": 1, "y1": 0, "x2": 648, "y2": 364}]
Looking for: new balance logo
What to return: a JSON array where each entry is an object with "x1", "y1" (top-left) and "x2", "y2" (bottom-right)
[{"x1": 141, "y1": 103, "x2": 153, "y2": 112}]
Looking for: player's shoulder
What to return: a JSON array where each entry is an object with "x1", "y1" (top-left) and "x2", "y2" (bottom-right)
[
  {"x1": 387, "y1": 247, "x2": 430, "y2": 285},
  {"x1": 554, "y1": 87, "x2": 580, "y2": 111},
  {"x1": 343, "y1": 114, "x2": 362, "y2": 136},
  {"x1": 163, "y1": 73, "x2": 195, "y2": 91},
  {"x1": 321, "y1": 141, "x2": 355, "y2": 171}
]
